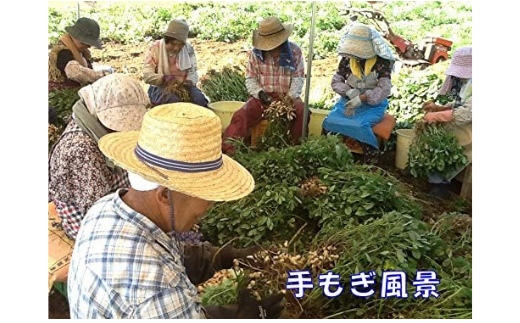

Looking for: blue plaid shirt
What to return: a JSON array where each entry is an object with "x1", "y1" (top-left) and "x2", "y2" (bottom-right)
[{"x1": 67, "y1": 189, "x2": 204, "y2": 319}]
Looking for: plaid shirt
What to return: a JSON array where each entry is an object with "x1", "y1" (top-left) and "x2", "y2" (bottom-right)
[
  {"x1": 68, "y1": 190, "x2": 204, "y2": 319},
  {"x1": 49, "y1": 121, "x2": 130, "y2": 240},
  {"x1": 246, "y1": 41, "x2": 305, "y2": 98}
]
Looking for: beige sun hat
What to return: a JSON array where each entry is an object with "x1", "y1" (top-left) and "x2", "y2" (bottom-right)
[
  {"x1": 164, "y1": 19, "x2": 189, "y2": 43},
  {"x1": 99, "y1": 103, "x2": 255, "y2": 202},
  {"x1": 252, "y1": 17, "x2": 293, "y2": 51},
  {"x1": 78, "y1": 74, "x2": 149, "y2": 132},
  {"x1": 338, "y1": 24, "x2": 377, "y2": 59}
]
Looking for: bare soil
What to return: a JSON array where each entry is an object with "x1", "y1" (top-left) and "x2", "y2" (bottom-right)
[{"x1": 89, "y1": 40, "x2": 338, "y2": 100}]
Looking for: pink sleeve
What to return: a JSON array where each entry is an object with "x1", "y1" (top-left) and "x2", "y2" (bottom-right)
[
  {"x1": 64, "y1": 60, "x2": 104, "y2": 85},
  {"x1": 143, "y1": 42, "x2": 163, "y2": 86},
  {"x1": 331, "y1": 72, "x2": 351, "y2": 97},
  {"x1": 365, "y1": 77, "x2": 392, "y2": 105},
  {"x1": 144, "y1": 42, "x2": 158, "y2": 66}
]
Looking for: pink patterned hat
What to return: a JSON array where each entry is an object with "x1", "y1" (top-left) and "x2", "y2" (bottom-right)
[
  {"x1": 445, "y1": 46, "x2": 472, "y2": 78},
  {"x1": 79, "y1": 74, "x2": 149, "y2": 132}
]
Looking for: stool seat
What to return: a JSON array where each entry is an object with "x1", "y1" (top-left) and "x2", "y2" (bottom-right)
[
  {"x1": 48, "y1": 202, "x2": 74, "y2": 292},
  {"x1": 373, "y1": 113, "x2": 396, "y2": 140},
  {"x1": 343, "y1": 113, "x2": 396, "y2": 154}
]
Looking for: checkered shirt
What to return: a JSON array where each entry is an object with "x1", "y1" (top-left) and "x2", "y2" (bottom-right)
[
  {"x1": 246, "y1": 41, "x2": 305, "y2": 95},
  {"x1": 53, "y1": 168, "x2": 129, "y2": 240},
  {"x1": 68, "y1": 190, "x2": 204, "y2": 319}
]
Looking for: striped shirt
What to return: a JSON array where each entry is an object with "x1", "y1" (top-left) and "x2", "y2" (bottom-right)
[{"x1": 67, "y1": 190, "x2": 204, "y2": 319}]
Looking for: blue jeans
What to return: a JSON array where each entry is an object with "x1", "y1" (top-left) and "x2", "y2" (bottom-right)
[{"x1": 148, "y1": 84, "x2": 209, "y2": 107}]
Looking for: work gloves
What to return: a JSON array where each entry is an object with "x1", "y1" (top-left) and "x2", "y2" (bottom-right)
[
  {"x1": 345, "y1": 88, "x2": 360, "y2": 100},
  {"x1": 424, "y1": 110, "x2": 453, "y2": 123},
  {"x1": 217, "y1": 244, "x2": 262, "y2": 269},
  {"x1": 259, "y1": 90, "x2": 272, "y2": 106},
  {"x1": 101, "y1": 67, "x2": 114, "y2": 76},
  {"x1": 203, "y1": 289, "x2": 285, "y2": 319},
  {"x1": 344, "y1": 95, "x2": 362, "y2": 117},
  {"x1": 162, "y1": 75, "x2": 193, "y2": 87},
  {"x1": 162, "y1": 75, "x2": 176, "y2": 84},
  {"x1": 182, "y1": 243, "x2": 261, "y2": 285},
  {"x1": 423, "y1": 101, "x2": 451, "y2": 113}
]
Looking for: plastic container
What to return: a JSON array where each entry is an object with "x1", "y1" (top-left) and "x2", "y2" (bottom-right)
[
  {"x1": 207, "y1": 101, "x2": 244, "y2": 131},
  {"x1": 395, "y1": 129, "x2": 416, "y2": 170},
  {"x1": 308, "y1": 108, "x2": 329, "y2": 136}
]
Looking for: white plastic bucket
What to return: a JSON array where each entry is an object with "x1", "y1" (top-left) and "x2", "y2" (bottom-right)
[{"x1": 395, "y1": 129, "x2": 416, "y2": 170}]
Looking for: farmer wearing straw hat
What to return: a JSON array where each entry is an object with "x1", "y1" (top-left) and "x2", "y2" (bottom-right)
[
  {"x1": 143, "y1": 19, "x2": 208, "y2": 108},
  {"x1": 48, "y1": 17, "x2": 112, "y2": 93},
  {"x1": 323, "y1": 23, "x2": 395, "y2": 159},
  {"x1": 67, "y1": 103, "x2": 285, "y2": 319},
  {"x1": 422, "y1": 46, "x2": 472, "y2": 198},
  {"x1": 222, "y1": 16, "x2": 308, "y2": 154}
]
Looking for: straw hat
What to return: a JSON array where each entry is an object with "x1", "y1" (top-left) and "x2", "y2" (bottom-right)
[
  {"x1": 65, "y1": 17, "x2": 102, "y2": 49},
  {"x1": 445, "y1": 46, "x2": 472, "y2": 79},
  {"x1": 253, "y1": 17, "x2": 293, "y2": 51},
  {"x1": 338, "y1": 24, "x2": 376, "y2": 59},
  {"x1": 164, "y1": 19, "x2": 189, "y2": 43},
  {"x1": 99, "y1": 103, "x2": 255, "y2": 202}
]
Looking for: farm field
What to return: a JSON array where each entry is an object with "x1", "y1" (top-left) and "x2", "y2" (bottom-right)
[{"x1": 48, "y1": 1, "x2": 472, "y2": 319}]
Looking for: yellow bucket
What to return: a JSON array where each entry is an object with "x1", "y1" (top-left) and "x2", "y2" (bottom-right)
[
  {"x1": 308, "y1": 108, "x2": 329, "y2": 136},
  {"x1": 395, "y1": 129, "x2": 416, "y2": 170},
  {"x1": 207, "y1": 101, "x2": 244, "y2": 132}
]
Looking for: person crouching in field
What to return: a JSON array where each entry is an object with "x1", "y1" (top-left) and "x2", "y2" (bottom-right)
[{"x1": 143, "y1": 19, "x2": 208, "y2": 108}]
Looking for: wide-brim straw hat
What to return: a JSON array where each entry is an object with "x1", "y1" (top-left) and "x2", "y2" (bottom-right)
[
  {"x1": 65, "y1": 17, "x2": 103, "y2": 49},
  {"x1": 99, "y1": 103, "x2": 255, "y2": 202},
  {"x1": 445, "y1": 46, "x2": 472, "y2": 79},
  {"x1": 338, "y1": 24, "x2": 376, "y2": 59},
  {"x1": 253, "y1": 17, "x2": 293, "y2": 51}
]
